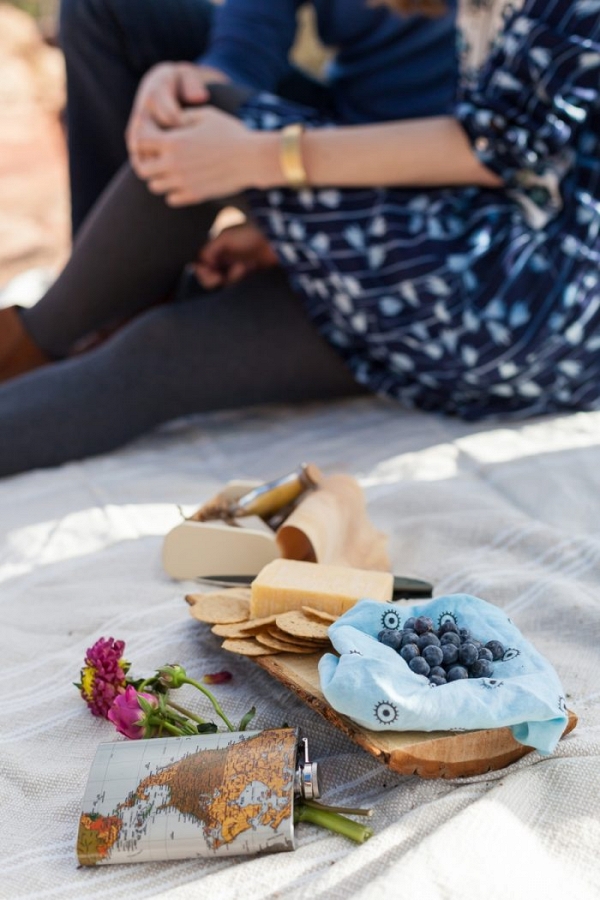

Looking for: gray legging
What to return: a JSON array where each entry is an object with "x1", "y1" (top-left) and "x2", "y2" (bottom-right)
[{"x1": 0, "y1": 89, "x2": 362, "y2": 478}]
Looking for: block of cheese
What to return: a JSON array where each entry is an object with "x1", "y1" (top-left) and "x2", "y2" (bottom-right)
[{"x1": 250, "y1": 559, "x2": 394, "y2": 619}]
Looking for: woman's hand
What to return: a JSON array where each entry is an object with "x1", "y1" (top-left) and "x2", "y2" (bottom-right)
[
  {"x1": 131, "y1": 107, "x2": 278, "y2": 206},
  {"x1": 194, "y1": 222, "x2": 279, "y2": 289},
  {"x1": 126, "y1": 62, "x2": 229, "y2": 159}
]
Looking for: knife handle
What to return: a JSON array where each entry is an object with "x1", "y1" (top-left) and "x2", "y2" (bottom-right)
[
  {"x1": 391, "y1": 576, "x2": 434, "y2": 600},
  {"x1": 230, "y1": 463, "x2": 322, "y2": 520}
]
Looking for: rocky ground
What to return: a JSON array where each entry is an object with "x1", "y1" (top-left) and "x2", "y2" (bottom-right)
[{"x1": 0, "y1": 2, "x2": 69, "y2": 291}]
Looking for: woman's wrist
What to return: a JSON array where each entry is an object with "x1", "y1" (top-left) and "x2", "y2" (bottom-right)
[{"x1": 248, "y1": 131, "x2": 286, "y2": 190}]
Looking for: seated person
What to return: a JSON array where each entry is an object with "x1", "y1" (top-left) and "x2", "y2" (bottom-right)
[{"x1": 0, "y1": 0, "x2": 598, "y2": 478}]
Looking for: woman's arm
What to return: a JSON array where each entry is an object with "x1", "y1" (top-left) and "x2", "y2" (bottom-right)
[
  {"x1": 256, "y1": 116, "x2": 503, "y2": 190},
  {"x1": 134, "y1": 108, "x2": 502, "y2": 207}
]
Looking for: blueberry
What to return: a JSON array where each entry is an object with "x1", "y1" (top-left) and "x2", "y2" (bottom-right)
[
  {"x1": 417, "y1": 632, "x2": 441, "y2": 650},
  {"x1": 459, "y1": 642, "x2": 479, "y2": 666},
  {"x1": 446, "y1": 665, "x2": 469, "y2": 681},
  {"x1": 441, "y1": 643, "x2": 459, "y2": 666},
  {"x1": 400, "y1": 643, "x2": 420, "y2": 663},
  {"x1": 485, "y1": 640, "x2": 505, "y2": 661},
  {"x1": 400, "y1": 630, "x2": 419, "y2": 647},
  {"x1": 440, "y1": 632, "x2": 461, "y2": 647},
  {"x1": 377, "y1": 629, "x2": 403, "y2": 651},
  {"x1": 409, "y1": 656, "x2": 430, "y2": 677},
  {"x1": 414, "y1": 616, "x2": 434, "y2": 635},
  {"x1": 429, "y1": 666, "x2": 446, "y2": 679},
  {"x1": 393, "y1": 616, "x2": 503, "y2": 683},
  {"x1": 422, "y1": 645, "x2": 444, "y2": 667},
  {"x1": 470, "y1": 659, "x2": 494, "y2": 678}
]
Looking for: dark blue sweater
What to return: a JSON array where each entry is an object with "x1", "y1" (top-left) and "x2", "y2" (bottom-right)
[{"x1": 201, "y1": 0, "x2": 458, "y2": 124}]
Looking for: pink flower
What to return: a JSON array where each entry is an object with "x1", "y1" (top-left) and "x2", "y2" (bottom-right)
[
  {"x1": 77, "y1": 637, "x2": 129, "y2": 718},
  {"x1": 107, "y1": 686, "x2": 159, "y2": 739}
]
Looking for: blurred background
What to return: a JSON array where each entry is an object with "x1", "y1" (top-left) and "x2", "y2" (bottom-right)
[
  {"x1": 6, "y1": 0, "x2": 59, "y2": 36},
  {"x1": 0, "y1": 0, "x2": 328, "y2": 297},
  {"x1": 0, "y1": 0, "x2": 67, "y2": 294}
]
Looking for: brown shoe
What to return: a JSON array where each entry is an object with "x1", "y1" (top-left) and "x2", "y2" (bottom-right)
[{"x1": 0, "y1": 306, "x2": 51, "y2": 383}]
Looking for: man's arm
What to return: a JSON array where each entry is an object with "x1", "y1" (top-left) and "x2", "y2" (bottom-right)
[{"x1": 199, "y1": 0, "x2": 303, "y2": 91}]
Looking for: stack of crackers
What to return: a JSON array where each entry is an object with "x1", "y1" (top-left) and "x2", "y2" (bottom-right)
[{"x1": 185, "y1": 588, "x2": 337, "y2": 656}]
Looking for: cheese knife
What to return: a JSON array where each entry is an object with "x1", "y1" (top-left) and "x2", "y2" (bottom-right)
[{"x1": 197, "y1": 573, "x2": 434, "y2": 600}]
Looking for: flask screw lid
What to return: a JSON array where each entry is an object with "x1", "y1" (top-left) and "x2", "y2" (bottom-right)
[{"x1": 295, "y1": 737, "x2": 321, "y2": 800}]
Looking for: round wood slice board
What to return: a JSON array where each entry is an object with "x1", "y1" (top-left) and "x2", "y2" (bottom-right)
[{"x1": 255, "y1": 652, "x2": 577, "y2": 779}]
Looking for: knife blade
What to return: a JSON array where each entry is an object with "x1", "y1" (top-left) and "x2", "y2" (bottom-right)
[{"x1": 197, "y1": 574, "x2": 434, "y2": 600}]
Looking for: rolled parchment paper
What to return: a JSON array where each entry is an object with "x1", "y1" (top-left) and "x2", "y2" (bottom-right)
[{"x1": 276, "y1": 474, "x2": 390, "y2": 571}]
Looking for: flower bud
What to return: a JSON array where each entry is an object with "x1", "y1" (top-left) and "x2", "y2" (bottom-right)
[
  {"x1": 156, "y1": 664, "x2": 188, "y2": 688},
  {"x1": 107, "y1": 686, "x2": 159, "y2": 739}
]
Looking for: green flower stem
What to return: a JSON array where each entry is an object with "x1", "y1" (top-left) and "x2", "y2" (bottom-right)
[
  {"x1": 166, "y1": 700, "x2": 208, "y2": 726},
  {"x1": 162, "y1": 708, "x2": 198, "y2": 736},
  {"x1": 238, "y1": 706, "x2": 256, "y2": 732},
  {"x1": 171, "y1": 717, "x2": 200, "y2": 736},
  {"x1": 303, "y1": 799, "x2": 373, "y2": 817},
  {"x1": 181, "y1": 678, "x2": 235, "y2": 731},
  {"x1": 294, "y1": 803, "x2": 374, "y2": 844},
  {"x1": 157, "y1": 720, "x2": 187, "y2": 737}
]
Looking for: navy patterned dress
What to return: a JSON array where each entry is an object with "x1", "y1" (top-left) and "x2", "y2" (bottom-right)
[{"x1": 239, "y1": 0, "x2": 600, "y2": 420}]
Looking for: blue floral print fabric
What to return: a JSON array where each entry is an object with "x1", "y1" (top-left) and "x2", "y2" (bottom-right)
[{"x1": 240, "y1": 0, "x2": 600, "y2": 420}]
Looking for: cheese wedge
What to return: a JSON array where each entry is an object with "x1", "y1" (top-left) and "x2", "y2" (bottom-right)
[{"x1": 250, "y1": 559, "x2": 393, "y2": 618}]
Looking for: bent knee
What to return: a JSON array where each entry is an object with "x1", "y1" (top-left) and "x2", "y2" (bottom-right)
[{"x1": 105, "y1": 304, "x2": 191, "y2": 363}]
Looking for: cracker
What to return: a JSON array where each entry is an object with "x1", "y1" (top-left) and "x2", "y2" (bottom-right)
[
  {"x1": 301, "y1": 606, "x2": 338, "y2": 624},
  {"x1": 211, "y1": 614, "x2": 280, "y2": 638},
  {"x1": 255, "y1": 633, "x2": 322, "y2": 654},
  {"x1": 267, "y1": 626, "x2": 329, "y2": 648},
  {"x1": 186, "y1": 588, "x2": 251, "y2": 624},
  {"x1": 235, "y1": 614, "x2": 279, "y2": 634},
  {"x1": 275, "y1": 610, "x2": 331, "y2": 641},
  {"x1": 221, "y1": 638, "x2": 275, "y2": 656},
  {"x1": 211, "y1": 623, "x2": 254, "y2": 638}
]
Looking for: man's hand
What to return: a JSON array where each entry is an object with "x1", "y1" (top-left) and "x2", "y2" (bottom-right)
[
  {"x1": 132, "y1": 106, "x2": 276, "y2": 206},
  {"x1": 195, "y1": 222, "x2": 279, "y2": 289},
  {"x1": 126, "y1": 62, "x2": 229, "y2": 160}
]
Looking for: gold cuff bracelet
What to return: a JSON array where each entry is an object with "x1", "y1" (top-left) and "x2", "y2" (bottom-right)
[{"x1": 280, "y1": 123, "x2": 308, "y2": 190}]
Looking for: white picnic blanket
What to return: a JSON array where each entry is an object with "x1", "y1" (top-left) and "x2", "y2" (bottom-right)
[{"x1": 1, "y1": 396, "x2": 600, "y2": 900}]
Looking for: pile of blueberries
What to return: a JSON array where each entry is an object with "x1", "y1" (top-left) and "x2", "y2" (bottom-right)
[{"x1": 377, "y1": 615, "x2": 505, "y2": 685}]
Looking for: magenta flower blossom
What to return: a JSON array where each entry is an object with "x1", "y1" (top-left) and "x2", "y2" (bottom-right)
[
  {"x1": 107, "y1": 686, "x2": 159, "y2": 739},
  {"x1": 77, "y1": 637, "x2": 234, "y2": 735},
  {"x1": 77, "y1": 636, "x2": 129, "y2": 718}
]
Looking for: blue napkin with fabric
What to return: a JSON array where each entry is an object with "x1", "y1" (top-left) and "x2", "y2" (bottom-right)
[{"x1": 319, "y1": 594, "x2": 569, "y2": 754}]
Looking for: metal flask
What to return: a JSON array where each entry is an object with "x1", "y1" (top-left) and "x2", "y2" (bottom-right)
[{"x1": 77, "y1": 728, "x2": 319, "y2": 865}]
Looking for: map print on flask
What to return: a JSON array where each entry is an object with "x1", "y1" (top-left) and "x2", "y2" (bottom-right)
[{"x1": 76, "y1": 728, "x2": 298, "y2": 865}]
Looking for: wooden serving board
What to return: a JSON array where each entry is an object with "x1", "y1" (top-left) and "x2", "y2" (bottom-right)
[{"x1": 256, "y1": 652, "x2": 577, "y2": 779}]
